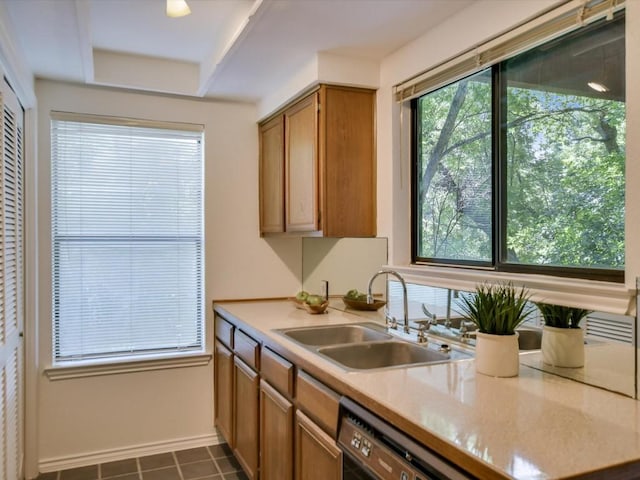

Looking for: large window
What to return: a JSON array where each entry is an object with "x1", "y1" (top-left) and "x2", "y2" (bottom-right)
[
  {"x1": 413, "y1": 14, "x2": 625, "y2": 281},
  {"x1": 51, "y1": 114, "x2": 204, "y2": 363}
]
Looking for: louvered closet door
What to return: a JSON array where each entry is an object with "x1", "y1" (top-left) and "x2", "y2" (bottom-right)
[{"x1": 0, "y1": 78, "x2": 24, "y2": 480}]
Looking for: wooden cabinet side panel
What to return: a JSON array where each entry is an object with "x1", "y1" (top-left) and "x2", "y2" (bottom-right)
[
  {"x1": 259, "y1": 116, "x2": 285, "y2": 233},
  {"x1": 214, "y1": 341, "x2": 234, "y2": 446},
  {"x1": 321, "y1": 87, "x2": 376, "y2": 237},
  {"x1": 260, "y1": 380, "x2": 294, "y2": 480},
  {"x1": 233, "y1": 358, "x2": 260, "y2": 480},
  {"x1": 295, "y1": 410, "x2": 343, "y2": 480},
  {"x1": 285, "y1": 93, "x2": 319, "y2": 232}
]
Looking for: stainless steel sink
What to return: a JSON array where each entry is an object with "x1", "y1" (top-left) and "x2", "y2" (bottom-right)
[
  {"x1": 318, "y1": 341, "x2": 451, "y2": 370},
  {"x1": 278, "y1": 323, "x2": 392, "y2": 346},
  {"x1": 274, "y1": 322, "x2": 473, "y2": 371}
]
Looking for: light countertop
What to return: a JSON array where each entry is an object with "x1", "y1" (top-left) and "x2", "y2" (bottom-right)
[{"x1": 213, "y1": 299, "x2": 640, "y2": 479}]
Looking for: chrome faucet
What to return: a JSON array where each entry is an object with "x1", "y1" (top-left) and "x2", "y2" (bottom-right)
[{"x1": 367, "y1": 269, "x2": 410, "y2": 334}]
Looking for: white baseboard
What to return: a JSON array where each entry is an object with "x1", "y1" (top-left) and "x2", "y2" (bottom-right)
[{"x1": 37, "y1": 432, "x2": 222, "y2": 475}]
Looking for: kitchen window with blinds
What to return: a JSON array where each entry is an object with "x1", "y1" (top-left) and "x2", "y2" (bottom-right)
[
  {"x1": 51, "y1": 113, "x2": 204, "y2": 363},
  {"x1": 410, "y1": 3, "x2": 625, "y2": 283}
]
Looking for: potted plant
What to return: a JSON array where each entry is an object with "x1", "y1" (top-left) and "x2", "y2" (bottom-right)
[
  {"x1": 536, "y1": 303, "x2": 590, "y2": 368},
  {"x1": 458, "y1": 283, "x2": 533, "y2": 377}
]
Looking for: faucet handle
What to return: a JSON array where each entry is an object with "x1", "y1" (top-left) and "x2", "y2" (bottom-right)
[
  {"x1": 413, "y1": 319, "x2": 432, "y2": 329},
  {"x1": 421, "y1": 304, "x2": 437, "y2": 324},
  {"x1": 459, "y1": 320, "x2": 475, "y2": 331},
  {"x1": 458, "y1": 320, "x2": 476, "y2": 342},
  {"x1": 413, "y1": 320, "x2": 429, "y2": 344},
  {"x1": 385, "y1": 314, "x2": 398, "y2": 330}
]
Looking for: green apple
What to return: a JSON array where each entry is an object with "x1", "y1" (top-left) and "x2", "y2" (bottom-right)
[
  {"x1": 346, "y1": 289, "x2": 360, "y2": 299},
  {"x1": 295, "y1": 291, "x2": 309, "y2": 302},
  {"x1": 305, "y1": 294, "x2": 324, "y2": 306}
]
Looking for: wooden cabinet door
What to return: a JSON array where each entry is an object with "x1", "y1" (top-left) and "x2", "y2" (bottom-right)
[
  {"x1": 214, "y1": 340, "x2": 234, "y2": 446},
  {"x1": 234, "y1": 357, "x2": 260, "y2": 480},
  {"x1": 321, "y1": 86, "x2": 376, "y2": 237},
  {"x1": 259, "y1": 115, "x2": 285, "y2": 233},
  {"x1": 260, "y1": 380, "x2": 293, "y2": 480},
  {"x1": 295, "y1": 410, "x2": 342, "y2": 480},
  {"x1": 285, "y1": 93, "x2": 319, "y2": 232}
]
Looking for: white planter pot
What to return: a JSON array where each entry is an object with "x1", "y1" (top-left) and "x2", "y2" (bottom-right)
[
  {"x1": 475, "y1": 331, "x2": 520, "y2": 377},
  {"x1": 541, "y1": 325, "x2": 585, "y2": 368}
]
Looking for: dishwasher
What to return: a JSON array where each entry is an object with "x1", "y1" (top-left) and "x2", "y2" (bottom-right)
[{"x1": 338, "y1": 397, "x2": 474, "y2": 480}]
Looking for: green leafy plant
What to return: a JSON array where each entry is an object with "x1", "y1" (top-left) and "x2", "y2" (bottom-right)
[
  {"x1": 536, "y1": 303, "x2": 591, "y2": 329},
  {"x1": 457, "y1": 283, "x2": 534, "y2": 335}
]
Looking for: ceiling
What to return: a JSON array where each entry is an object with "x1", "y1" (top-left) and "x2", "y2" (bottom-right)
[{"x1": 2, "y1": 0, "x2": 475, "y2": 104}]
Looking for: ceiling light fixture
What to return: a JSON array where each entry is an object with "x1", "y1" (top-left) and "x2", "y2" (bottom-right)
[
  {"x1": 587, "y1": 81, "x2": 610, "y2": 93},
  {"x1": 166, "y1": 0, "x2": 191, "y2": 18}
]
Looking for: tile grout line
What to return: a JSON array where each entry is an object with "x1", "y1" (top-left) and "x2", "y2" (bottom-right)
[
  {"x1": 210, "y1": 457, "x2": 224, "y2": 478},
  {"x1": 205, "y1": 446, "x2": 223, "y2": 478},
  {"x1": 172, "y1": 451, "x2": 186, "y2": 480},
  {"x1": 136, "y1": 457, "x2": 143, "y2": 480}
]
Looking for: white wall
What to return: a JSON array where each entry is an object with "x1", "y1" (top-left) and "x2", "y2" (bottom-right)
[
  {"x1": 35, "y1": 80, "x2": 302, "y2": 468},
  {"x1": 257, "y1": 52, "x2": 380, "y2": 120}
]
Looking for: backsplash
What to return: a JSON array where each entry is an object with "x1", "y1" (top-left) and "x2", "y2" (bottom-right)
[
  {"x1": 385, "y1": 280, "x2": 637, "y2": 398},
  {"x1": 301, "y1": 237, "x2": 388, "y2": 296}
]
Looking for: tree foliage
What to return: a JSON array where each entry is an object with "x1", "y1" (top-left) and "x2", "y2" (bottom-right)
[{"x1": 416, "y1": 71, "x2": 625, "y2": 270}]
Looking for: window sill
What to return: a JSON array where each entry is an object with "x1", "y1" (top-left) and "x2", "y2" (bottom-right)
[
  {"x1": 387, "y1": 264, "x2": 635, "y2": 316},
  {"x1": 44, "y1": 352, "x2": 212, "y2": 381}
]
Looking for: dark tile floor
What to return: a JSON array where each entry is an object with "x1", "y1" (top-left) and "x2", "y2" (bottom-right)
[{"x1": 36, "y1": 444, "x2": 248, "y2": 480}]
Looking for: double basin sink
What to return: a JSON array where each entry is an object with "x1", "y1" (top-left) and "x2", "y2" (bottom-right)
[
  {"x1": 276, "y1": 322, "x2": 473, "y2": 371},
  {"x1": 276, "y1": 322, "x2": 543, "y2": 372}
]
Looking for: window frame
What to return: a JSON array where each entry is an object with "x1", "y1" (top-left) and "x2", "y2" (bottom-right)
[{"x1": 410, "y1": 21, "x2": 625, "y2": 283}]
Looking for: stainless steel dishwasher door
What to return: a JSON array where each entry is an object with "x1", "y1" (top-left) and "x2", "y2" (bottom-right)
[{"x1": 338, "y1": 397, "x2": 473, "y2": 480}]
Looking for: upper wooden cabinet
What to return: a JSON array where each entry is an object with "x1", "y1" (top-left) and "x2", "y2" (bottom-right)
[{"x1": 258, "y1": 84, "x2": 376, "y2": 237}]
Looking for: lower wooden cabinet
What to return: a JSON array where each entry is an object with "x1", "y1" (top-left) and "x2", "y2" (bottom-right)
[
  {"x1": 260, "y1": 380, "x2": 294, "y2": 480},
  {"x1": 214, "y1": 340, "x2": 234, "y2": 446},
  {"x1": 214, "y1": 313, "x2": 343, "y2": 480},
  {"x1": 234, "y1": 357, "x2": 260, "y2": 480},
  {"x1": 295, "y1": 410, "x2": 342, "y2": 480}
]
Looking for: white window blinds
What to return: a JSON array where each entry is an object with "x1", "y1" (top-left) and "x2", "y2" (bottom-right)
[
  {"x1": 51, "y1": 113, "x2": 204, "y2": 363},
  {"x1": 394, "y1": 0, "x2": 625, "y2": 102}
]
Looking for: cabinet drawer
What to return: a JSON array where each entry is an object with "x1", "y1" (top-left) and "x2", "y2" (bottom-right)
[
  {"x1": 261, "y1": 347, "x2": 294, "y2": 397},
  {"x1": 296, "y1": 371, "x2": 340, "y2": 437},
  {"x1": 215, "y1": 315, "x2": 234, "y2": 349},
  {"x1": 235, "y1": 330, "x2": 260, "y2": 371}
]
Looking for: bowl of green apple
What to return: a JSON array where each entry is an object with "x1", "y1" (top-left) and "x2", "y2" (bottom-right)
[
  {"x1": 342, "y1": 289, "x2": 386, "y2": 311},
  {"x1": 293, "y1": 291, "x2": 329, "y2": 314}
]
